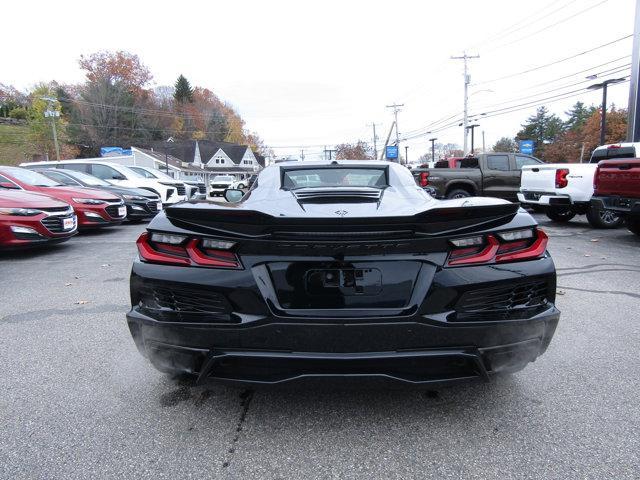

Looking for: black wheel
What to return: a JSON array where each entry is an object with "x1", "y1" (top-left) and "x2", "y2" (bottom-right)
[
  {"x1": 586, "y1": 206, "x2": 623, "y2": 229},
  {"x1": 627, "y1": 218, "x2": 640, "y2": 236},
  {"x1": 446, "y1": 188, "x2": 471, "y2": 199},
  {"x1": 545, "y1": 207, "x2": 576, "y2": 222},
  {"x1": 237, "y1": 183, "x2": 245, "y2": 189}
]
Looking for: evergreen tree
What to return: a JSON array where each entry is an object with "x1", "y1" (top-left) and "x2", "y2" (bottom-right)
[
  {"x1": 492, "y1": 137, "x2": 517, "y2": 152},
  {"x1": 565, "y1": 101, "x2": 596, "y2": 131},
  {"x1": 516, "y1": 106, "x2": 565, "y2": 158},
  {"x1": 173, "y1": 75, "x2": 194, "y2": 103}
]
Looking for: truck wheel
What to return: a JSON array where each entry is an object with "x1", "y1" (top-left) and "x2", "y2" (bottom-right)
[
  {"x1": 546, "y1": 207, "x2": 575, "y2": 222},
  {"x1": 446, "y1": 189, "x2": 471, "y2": 199},
  {"x1": 586, "y1": 206, "x2": 623, "y2": 229},
  {"x1": 626, "y1": 218, "x2": 640, "y2": 236}
]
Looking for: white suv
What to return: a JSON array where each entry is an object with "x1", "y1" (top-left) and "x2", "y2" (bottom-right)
[
  {"x1": 20, "y1": 160, "x2": 187, "y2": 205},
  {"x1": 126, "y1": 166, "x2": 195, "y2": 199}
]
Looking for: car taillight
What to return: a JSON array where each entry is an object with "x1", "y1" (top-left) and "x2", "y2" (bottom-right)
[
  {"x1": 419, "y1": 172, "x2": 429, "y2": 187},
  {"x1": 447, "y1": 229, "x2": 548, "y2": 266},
  {"x1": 593, "y1": 166, "x2": 600, "y2": 193},
  {"x1": 555, "y1": 168, "x2": 569, "y2": 188},
  {"x1": 136, "y1": 232, "x2": 242, "y2": 269}
]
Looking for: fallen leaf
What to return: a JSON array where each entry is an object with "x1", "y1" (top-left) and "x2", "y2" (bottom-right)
[
  {"x1": 584, "y1": 254, "x2": 591, "y2": 257},
  {"x1": 590, "y1": 239, "x2": 599, "y2": 242},
  {"x1": 557, "y1": 290, "x2": 566, "y2": 295},
  {"x1": 100, "y1": 264, "x2": 111, "y2": 268},
  {"x1": 75, "y1": 300, "x2": 89, "y2": 305},
  {"x1": 64, "y1": 283, "x2": 72, "y2": 287}
]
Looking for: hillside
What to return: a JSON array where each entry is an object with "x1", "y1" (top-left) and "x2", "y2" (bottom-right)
[{"x1": 0, "y1": 123, "x2": 37, "y2": 165}]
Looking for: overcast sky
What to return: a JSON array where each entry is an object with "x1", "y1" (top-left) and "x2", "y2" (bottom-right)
[{"x1": 4, "y1": 0, "x2": 637, "y2": 160}]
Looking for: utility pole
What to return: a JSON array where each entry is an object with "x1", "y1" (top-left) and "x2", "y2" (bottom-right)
[
  {"x1": 481, "y1": 131, "x2": 486, "y2": 153},
  {"x1": 324, "y1": 147, "x2": 336, "y2": 160},
  {"x1": 41, "y1": 97, "x2": 60, "y2": 161},
  {"x1": 405, "y1": 146, "x2": 409, "y2": 164},
  {"x1": 451, "y1": 53, "x2": 479, "y2": 155},
  {"x1": 386, "y1": 103, "x2": 404, "y2": 162},
  {"x1": 301, "y1": 149, "x2": 305, "y2": 161},
  {"x1": 380, "y1": 121, "x2": 396, "y2": 160},
  {"x1": 467, "y1": 124, "x2": 480, "y2": 154},
  {"x1": 588, "y1": 78, "x2": 626, "y2": 145},
  {"x1": 628, "y1": 0, "x2": 640, "y2": 141},
  {"x1": 429, "y1": 137, "x2": 438, "y2": 163},
  {"x1": 367, "y1": 122, "x2": 380, "y2": 159}
]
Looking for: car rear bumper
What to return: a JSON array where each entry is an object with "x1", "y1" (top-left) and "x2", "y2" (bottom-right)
[
  {"x1": 517, "y1": 192, "x2": 573, "y2": 206},
  {"x1": 591, "y1": 195, "x2": 640, "y2": 218},
  {"x1": 126, "y1": 306, "x2": 559, "y2": 385}
]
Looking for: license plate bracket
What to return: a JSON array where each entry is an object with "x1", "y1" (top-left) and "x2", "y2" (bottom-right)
[{"x1": 306, "y1": 268, "x2": 382, "y2": 296}]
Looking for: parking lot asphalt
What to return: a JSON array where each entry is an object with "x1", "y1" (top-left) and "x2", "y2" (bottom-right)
[{"x1": 1, "y1": 214, "x2": 639, "y2": 479}]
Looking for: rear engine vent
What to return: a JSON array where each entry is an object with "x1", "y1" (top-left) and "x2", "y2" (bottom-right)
[
  {"x1": 453, "y1": 280, "x2": 550, "y2": 321},
  {"x1": 292, "y1": 188, "x2": 382, "y2": 202}
]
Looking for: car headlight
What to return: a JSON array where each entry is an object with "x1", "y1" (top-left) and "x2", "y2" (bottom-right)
[
  {"x1": 0, "y1": 207, "x2": 42, "y2": 216},
  {"x1": 72, "y1": 198, "x2": 106, "y2": 205},
  {"x1": 122, "y1": 194, "x2": 147, "y2": 201}
]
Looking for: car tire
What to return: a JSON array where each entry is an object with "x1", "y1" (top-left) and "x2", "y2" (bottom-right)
[
  {"x1": 545, "y1": 207, "x2": 576, "y2": 222},
  {"x1": 446, "y1": 188, "x2": 471, "y2": 199},
  {"x1": 585, "y1": 206, "x2": 623, "y2": 229},
  {"x1": 238, "y1": 183, "x2": 245, "y2": 189},
  {"x1": 627, "y1": 218, "x2": 640, "y2": 237}
]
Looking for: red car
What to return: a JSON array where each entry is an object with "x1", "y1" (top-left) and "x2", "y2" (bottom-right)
[
  {"x1": 0, "y1": 167, "x2": 126, "y2": 229},
  {"x1": 0, "y1": 187, "x2": 77, "y2": 249}
]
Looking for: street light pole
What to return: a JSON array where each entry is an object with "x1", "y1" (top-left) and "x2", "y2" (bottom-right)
[
  {"x1": 451, "y1": 53, "x2": 480, "y2": 155},
  {"x1": 467, "y1": 124, "x2": 480, "y2": 154},
  {"x1": 588, "y1": 78, "x2": 626, "y2": 146},
  {"x1": 429, "y1": 137, "x2": 438, "y2": 163},
  {"x1": 41, "y1": 97, "x2": 60, "y2": 161},
  {"x1": 405, "y1": 145, "x2": 409, "y2": 164}
]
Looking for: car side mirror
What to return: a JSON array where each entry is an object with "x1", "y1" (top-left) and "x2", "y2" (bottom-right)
[
  {"x1": 0, "y1": 181, "x2": 19, "y2": 189},
  {"x1": 224, "y1": 188, "x2": 244, "y2": 203}
]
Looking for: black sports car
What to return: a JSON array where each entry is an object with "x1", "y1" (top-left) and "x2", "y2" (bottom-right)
[
  {"x1": 127, "y1": 160, "x2": 559, "y2": 386},
  {"x1": 35, "y1": 169, "x2": 162, "y2": 221}
]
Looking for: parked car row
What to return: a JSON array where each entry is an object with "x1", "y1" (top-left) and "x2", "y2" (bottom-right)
[
  {"x1": 518, "y1": 142, "x2": 640, "y2": 233},
  {"x1": 0, "y1": 165, "x2": 163, "y2": 249}
]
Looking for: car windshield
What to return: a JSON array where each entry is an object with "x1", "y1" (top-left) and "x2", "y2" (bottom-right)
[
  {"x1": 63, "y1": 170, "x2": 111, "y2": 186},
  {"x1": 131, "y1": 167, "x2": 175, "y2": 181},
  {"x1": 3, "y1": 167, "x2": 62, "y2": 187},
  {"x1": 117, "y1": 165, "x2": 144, "y2": 178},
  {"x1": 214, "y1": 176, "x2": 234, "y2": 181},
  {"x1": 282, "y1": 167, "x2": 387, "y2": 189}
]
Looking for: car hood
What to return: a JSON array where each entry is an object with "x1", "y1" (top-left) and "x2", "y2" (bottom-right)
[
  {"x1": 0, "y1": 189, "x2": 70, "y2": 209},
  {"x1": 99, "y1": 185, "x2": 159, "y2": 198}
]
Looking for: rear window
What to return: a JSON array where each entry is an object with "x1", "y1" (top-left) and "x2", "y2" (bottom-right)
[
  {"x1": 590, "y1": 146, "x2": 636, "y2": 162},
  {"x1": 487, "y1": 155, "x2": 510, "y2": 171},
  {"x1": 282, "y1": 167, "x2": 387, "y2": 189}
]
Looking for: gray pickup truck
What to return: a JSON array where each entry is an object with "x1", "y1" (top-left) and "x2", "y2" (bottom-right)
[{"x1": 412, "y1": 153, "x2": 543, "y2": 201}]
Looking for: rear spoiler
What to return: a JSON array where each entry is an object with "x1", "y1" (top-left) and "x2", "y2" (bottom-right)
[{"x1": 164, "y1": 202, "x2": 521, "y2": 239}]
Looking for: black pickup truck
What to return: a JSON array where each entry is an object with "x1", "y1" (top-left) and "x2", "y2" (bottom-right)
[{"x1": 413, "y1": 153, "x2": 543, "y2": 201}]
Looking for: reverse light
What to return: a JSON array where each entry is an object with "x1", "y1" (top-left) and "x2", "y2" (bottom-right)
[
  {"x1": 150, "y1": 233, "x2": 187, "y2": 244},
  {"x1": 72, "y1": 198, "x2": 106, "y2": 205},
  {"x1": 497, "y1": 229, "x2": 534, "y2": 242},
  {"x1": 201, "y1": 238, "x2": 236, "y2": 250},
  {"x1": 450, "y1": 235, "x2": 484, "y2": 248},
  {"x1": 555, "y1": 169, "x2": 569, "y2": 188},
  {"x1": 0, "y1": 207, "x2": 41, "y2": 216}
]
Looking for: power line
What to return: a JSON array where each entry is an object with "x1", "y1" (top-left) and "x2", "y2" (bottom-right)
[
  {"x1": 485, "y1": 0, "x2": 610, "y2": 53},
  {"x1": 473, "y1": 35, "x2": 633, "y2": 86}
]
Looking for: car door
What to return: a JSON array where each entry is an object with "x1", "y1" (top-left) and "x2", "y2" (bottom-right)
[{"x1": 482, "y1": 154, "x2": 515, "y2": 200}]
